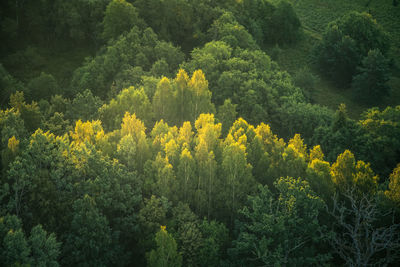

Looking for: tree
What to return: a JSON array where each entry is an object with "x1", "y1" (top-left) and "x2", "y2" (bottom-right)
[
  {"x1": 315, "y1": 26, "x2": 360, "y2": 86},
  {"x1": 328, "y1": 188, "x2": 400, "y2": 266},
  {"x1": 66, "y1": 89, "x2": 102, "y2": 122},
  {"x1": 102, "y1": 0, "x2": 142, "y2": 41},
  {"x1": 188, "y1": 70, "x2": 215, "y2": 125},
  {"x1": 386, "y1": 164, "x2": 400, "y2": 206},
  {"x1": 306, "y1": 145, "x2": 335, "y2": 202},
  {"x1": 315, "y1": 12, "x2": 390, "y2": 86},
  {"x1": 62, "y1": 195, "x2": 115, "y2": 266},
  {"x1": 198, "y1": 219, "x2": 229, "y2": 267},
  {"x1": 269, "y1": 0, "x2": 301, "y2": 44},
  {"x1": 358, "y1": 105, "x2": 400, "y2": 176},
  {"x1": 27, "y1": 72, "x2": 58, "y2": 101},
  {"x1": 28, "y1": 225, "x2": 61, "y2": 267},
  {"x1": 173, "y1": 69, "x2": 191, "y2": 126},
  {"x1": 194, "y1": 114, "x2": 221, "y2": 218},
  {"x1": 352, "y1": 49, "x2": 391, "y2": 104},
  {"x1": 170, "y1": 203, "x2": 203, "y2": 267},
  {"x1": 148, "y1": 226, "x2": 182, "y2": 267},
  {"x1": 9, "y1": 91, "x2": 42, "y2": 133},
  {"x1": 217, "y1": 98, "x2": 237, "y2": 136},
  {"x1": 208, "y1": 11, "x2": 258, "y2": 50},
  {"x1": 138, "y1": 195, "x2": 170, "y2": 261},
  {"x1": 0, "y1": 214, "x2": 61, "y2": 266},
  {"x1": 221, "y1": 133, "x2": 255, "y2": 224},
  {"x1": 118, "y1": 112, "x2": 150, "y2": 173},
  {"x1": 331, "y1": 150, "x2": 378, "y2": 196},
  {"x1": 153, "y1": 77, "x2": 175, "y2": 123},
  {"x1": 0, "y1": 215, "x2": 30, "y2": 266},
  {"x1": 230, "y1": 178, "x2": 330, "y2": 266},
  {"x1": 0, "y1": 64, "x2": 25, "y2": 108},
  {"x1": 100, "y1": 86, "x2": 153, "y2": 131}
]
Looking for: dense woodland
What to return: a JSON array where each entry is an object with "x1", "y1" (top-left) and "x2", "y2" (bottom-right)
[{"x1": 1, "y1": 0, "x2": 400, "y2": 266}]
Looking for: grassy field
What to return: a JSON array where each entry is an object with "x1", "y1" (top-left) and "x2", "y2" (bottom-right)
[{"x1": 275, "y1": 0, "x2": 400, "y2": 119}]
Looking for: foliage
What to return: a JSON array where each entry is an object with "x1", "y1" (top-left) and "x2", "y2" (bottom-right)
[
  {"x1": 352, "y1": 49, "x2": 391, "y2": 104},
  {"x1": 0, "y1": 214, "x2": 61, "y2": 266},
  {"x1": 102, "y1": 0, "x2": 143, "y2": 41},
  {"x1": 314, "y1": 11, "x2": 390, "y2": 86},
  {"x1": 1, "y1": 1, "x2": 400, "y2": 265},
  {"x1": 147, "y1": 226, "x2": 182, "y2": 267},
  {"x1": 230, "y1": 178, "x2": 330, "y2": 266},
  {"x1": 328, "y1": 188, "x2": 400, "y2": 266},
  {"x1": 27, "y1": 72, "x2": 59, "y2": 101}
]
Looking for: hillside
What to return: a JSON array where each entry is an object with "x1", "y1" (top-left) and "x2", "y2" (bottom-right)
[
  {"x1": 1, "y1": 1, "x2": 400, "y2": 266},
  {"x1": 273, "y1": 0, "x2": 400, "y2": 118}
]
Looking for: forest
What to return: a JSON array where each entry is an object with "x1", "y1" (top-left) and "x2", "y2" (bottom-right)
[{"x1": 0, "y1": 0, "x2": 400, "y2": 266}]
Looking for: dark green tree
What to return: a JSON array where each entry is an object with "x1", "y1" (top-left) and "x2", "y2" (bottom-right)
[
  {"x1": 230, "y1": 178, "x2": 331, "y2": 266},
  {"x1": 102, "y1": 0, "x2": 143, "y2": 41},
  {"x1": 315, "y1": 11, "x2": 390, "y2": 86},
  {"x1": 27, "y1": 72, "x2": 58, "y2": 101},
  {"x1": 62, "y1": 195, "x2": 115, "y2": 266},
  {"x1": 352, "y1": 49, "x2": 391, "y2": 104}
]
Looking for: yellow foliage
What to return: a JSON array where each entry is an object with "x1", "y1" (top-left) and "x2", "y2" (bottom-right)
[
  {"x1": 158, "y1": 77, "x2": 171, "y2": 91},
  {"x1": 175, "y1": 69, "x2": 189, "y2": 90},
  {"x1": 331, "y1": 150, "x2": 378, "y2": 194},
  {"x1": 386, "y1": 164, "x2": 400, "y2": 205},
  {"x1": 7, "y1": 136, "x2": 19, "y2": 153},
  {"x1": 178, "y1": 121, "x2": 193, "y2": 146},
  {"x1": 288, "y1": 134, "x2": 307, "y2": 158},
  {"x1": 309, "y1": 145, "x2": 324, "y2": 162},
  {"x1": 121, "y1": 112, "x2": 146, "y2": 138},
  {"x1": 70, "y1": 120, "x2": 104, "y2": 145},
  {"x1": 9, "y1": 91, "x2": 25, "y2": 111},
  {"x1": 189, "y1": 70, "x2": 208, "y2": 94}
]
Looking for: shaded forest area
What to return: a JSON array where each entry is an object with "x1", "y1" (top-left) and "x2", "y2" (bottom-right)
[{"x1": 1, "y1": 0, "x2": 400, "y2": 266}]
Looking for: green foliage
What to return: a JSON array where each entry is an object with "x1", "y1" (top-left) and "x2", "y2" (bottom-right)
[
  {"x1": 170, "y1": 203, "x2": 202, "y2": 266},
  {"x1": 352, "y1": 49, "x2": 391, "y2": 104},
  {"x1": 1, "y1": 1, "x2": 400, "y2": 265},
  {"x1": 0, "y1": 214, "x2": 61, "y2": 266},
  {"x1": 217, "y1": 99, "x2": 237, "y2": 136},
  {"x1": 292, "y1": 67, "x2": 318, "y2": 96},
  {"x1": 183, "y1": 40, "x2": 305, "y2": 130},
  {"x1": 152, "y1": 70, "x2": 215, "y2": 126},
  {"x1": 208, "y1": 11, "x2": 258, "y2": 50},
  {"x1": 269, "y1": 0, "x2": 301, "y2": 44},
  {"x1": 359, "y1": 106, "x2": 400, "y2": 176},
  {"x1": 229, "y1": 0, "x2": 301, "y2": 46},
  {"x1": 315, "y1": 11, "x2": 390, "y2": 86},
  {"x1": 198, "y1": 219, "x2": 229, "y2": 267},
  {"x1": 71, "y1": 27, "x2": 184, "y2": 98},
  {"x1": 66, "y1": 89, "x2": 102, "y2": 122},
  {"x1": 102, "y1": 0, "x2": 142, "y2": 41},
  {"x1": 52, "y1": 0, "x2": 110, "y2": 43},
  {"x1": 230, "y1": 178, "x2": 330, "y2": 266},
  {"x1": 100, "y1": 86, "x2": 153, "y2": 131},
  {"x1": 63, "y1": 195, "x2": 115, "y2": 266},
  {"x1": 331, "y1": 150, "x2": 378, "y2": 196},
  {"x1": 134, "y1": 0, "x2": 220, "y2": 51},
  {"x1": 0, "y1": 64, "x2": 25, "y2": 108},
  {"x1": 148, "y1": 226, "x2": 182, "y2": 267},
  {"x1": 28, "y1": 225, "x2": 61, "y2": 267},
  {"x1": 27, "y1": 72, "x2": 59, "y2": 101},
  {"x1": 9, "y1": 91, "x2": 42, "y2": 133}
]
